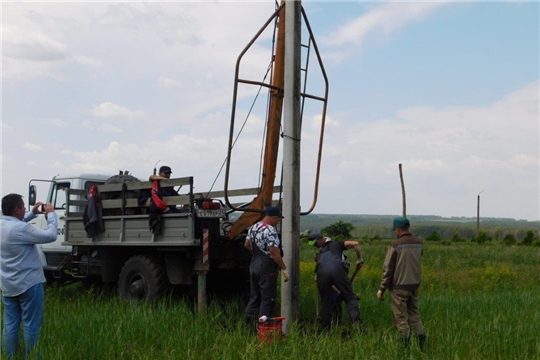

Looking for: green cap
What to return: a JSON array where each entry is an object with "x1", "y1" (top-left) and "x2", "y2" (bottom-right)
[{"x1": 392, "y1": 217, "x2": 410, "y2": 230}]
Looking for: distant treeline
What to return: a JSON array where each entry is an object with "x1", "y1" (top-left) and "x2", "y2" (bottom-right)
[{"x1": 300, "y1": 214, "x2": 540, "y2": 241}]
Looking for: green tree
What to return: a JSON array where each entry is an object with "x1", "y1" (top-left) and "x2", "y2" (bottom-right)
[
  {"x1": 321, "y1": 221, "x2": 354, "y2": 241},
  {"x1": 503, "y1": 234, "x2": 516, "y2": 246},
  {"x1": 451, "y1": 233, "x2": 465, "y2": 242},
  {"x1": 426, "y1": 231, "x2": 442, "y2": 242},
  {"x1": 522, "y1": 230, "x2": 535, "y2": 245},
  {"x1": 370, "y1": 234, "x2": 382, "y2": 242},
  {"x1": 474, "y1": 231, "x2": 491, "y2": 244}
]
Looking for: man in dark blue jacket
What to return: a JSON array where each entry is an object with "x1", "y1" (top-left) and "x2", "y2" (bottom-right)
[{"x1": 310, "y1": 231, "x2": 364, "y2": 331}]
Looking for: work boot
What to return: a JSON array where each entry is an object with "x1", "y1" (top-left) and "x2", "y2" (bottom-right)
[
  {"x1": 417, "y1": 333, "x2": 427, "y2": 351},
  {"x1": 318, "y1": 321, "x2": 331, "y2": 334},
  {"x1": 351, "y1": 318, "x2": 366, "y2": 334}
]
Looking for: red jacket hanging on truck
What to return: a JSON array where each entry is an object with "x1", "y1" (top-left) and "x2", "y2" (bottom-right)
[{"x1": 148, "y1": 180, "x2": 169, "y2": 234}]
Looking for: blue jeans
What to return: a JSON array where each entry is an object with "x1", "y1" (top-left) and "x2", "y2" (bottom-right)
[{"x1": 2, "y1": 283, "x2": 45, "y2": 359}]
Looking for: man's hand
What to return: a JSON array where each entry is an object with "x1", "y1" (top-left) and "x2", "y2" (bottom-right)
[
  {"x1": 43, "y1": 203, "x2": 54, "y2": 214},
  {"x1": 282, "y1": 271, "x2": 289, "y2": 282},
  {"x1": 377, "y1": 289, "x2": 385, "y2": 301},
  {"x1": 33, "y1": 202, "x2": 54, "y2": 214},
  {"x1": 32, "y1": 202, "x2": 44, "y2": 214},
  {"x1": 356, "y1": 259, "x2": 364, "y2": 270}
]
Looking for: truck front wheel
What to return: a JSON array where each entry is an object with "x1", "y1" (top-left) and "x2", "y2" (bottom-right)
[{"x1": 118, "y1": 255, "x2": 167, "y2": 302}]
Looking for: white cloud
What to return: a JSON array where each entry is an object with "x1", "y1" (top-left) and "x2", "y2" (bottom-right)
[
  {"x1": 3, "y1": 25, "x2": 68, "y2": 62},
  {"x1": 53, "y1": 144, "x2": 72, "y2": 155},
  {"x1": 22, "y1": 142, "x2": 44, "y2": 152},
  {"x1": 157, "y1": 77, "x2": 182, "y2": 89},
  {"x1": 52, "y1": 118, "x2": 68, "y2": 127},
  {"x1": 322, "y1": 2, "x2": 449, "y2": 57},
  {"x1": 512, "y1": 154, "x2": 537, "y2": 167},
  {"x1": 98, "y1": 124, "x2": 123, "y2": 133},
  {"x1": 1, "y1": 123, "x2": 14, "y2": 133},
  {"x1": 1, "y1": 16, "x2": 102, "y2": 81},
  {"x1": 52, "y1": 161, "x2": 65, "y2": 169},
  {"x1": 2, "y1": 21, "x2": 69, "y2": 82},
  {"x1": 3, "y1": 58, "x2": 67, "y2": 82},
  {"x1": 81, "y1": 120, "x2": 95, "y2": 128},
  {"x1": 92, "y1": 102, "x2": 145, "y2": 119},
  {"x1": 71, "y1": 55, "x2": 103, "y2": 67}
]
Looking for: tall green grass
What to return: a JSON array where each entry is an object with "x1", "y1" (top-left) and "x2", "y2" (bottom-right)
[{"x1": 2, "y1": 242, "x2": 539, "y2": 359}]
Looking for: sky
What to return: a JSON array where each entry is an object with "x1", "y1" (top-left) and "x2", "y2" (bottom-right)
[{"x1": 1, "y1": 1, "x2": 539, "y2": 221}]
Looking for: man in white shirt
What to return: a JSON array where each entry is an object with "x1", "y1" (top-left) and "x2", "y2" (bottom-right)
[{"x1": 1, "y1": 193, "x2": 57, "y2": 359}]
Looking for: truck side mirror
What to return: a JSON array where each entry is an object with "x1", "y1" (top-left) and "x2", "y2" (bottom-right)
[{"x1": 29, "y1": 185, "x2": 37, "y2": 206}]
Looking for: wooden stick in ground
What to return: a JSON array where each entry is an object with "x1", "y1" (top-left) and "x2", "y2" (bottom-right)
[{"x1": 399, "y1": 163, "x2": 407, "y2": 217}]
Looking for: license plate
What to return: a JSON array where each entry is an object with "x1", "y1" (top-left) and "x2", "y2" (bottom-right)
[{"x1": 196, "y1": 209, "x2": 226, "y2": 218}]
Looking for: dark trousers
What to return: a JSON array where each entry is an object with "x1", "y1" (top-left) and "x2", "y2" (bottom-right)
[
  {"x1": 245, "y1": 256, "x2": 278, "y2": 319},
  {"x1": 317, "y1": 270, "x2": 360, "y2": 328}
]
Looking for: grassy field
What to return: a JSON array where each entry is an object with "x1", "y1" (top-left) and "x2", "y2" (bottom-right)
[{"x1": 3, "y1": 241, "x2": 539, "y2": 359}]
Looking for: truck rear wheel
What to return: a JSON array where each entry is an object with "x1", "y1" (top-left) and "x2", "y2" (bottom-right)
[{"x1": 118, "y1": 255, "x2": 167, "y2": 302}]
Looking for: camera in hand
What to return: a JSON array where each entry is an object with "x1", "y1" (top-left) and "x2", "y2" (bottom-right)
[{"x1": 40, "y1": 204, "x2": 46, "y2": 212}]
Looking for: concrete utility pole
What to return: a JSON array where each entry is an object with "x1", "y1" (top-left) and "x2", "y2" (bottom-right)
[
  {"x1": 281, "y1": 0, "x2": 301, "y2": 333},
  {"x1": 477, "y1": 190, "x2": 484, "y2": 235}
]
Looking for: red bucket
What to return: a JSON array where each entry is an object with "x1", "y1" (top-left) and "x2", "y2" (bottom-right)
[{"x1": 257, "y1": 316, "x2": 285, "y2": 342}]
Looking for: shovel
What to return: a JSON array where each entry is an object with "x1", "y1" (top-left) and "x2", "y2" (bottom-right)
[{"x1": 350, "y1": 264, "x2": 362, "y2": 282}]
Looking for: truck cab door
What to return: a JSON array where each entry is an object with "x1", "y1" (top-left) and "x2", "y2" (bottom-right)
[{"x1": 41, "y1": 181, "x2": 71, "y2": 253}]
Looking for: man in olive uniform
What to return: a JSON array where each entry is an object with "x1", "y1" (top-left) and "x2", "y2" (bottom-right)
[{"x1": 377, "y1": 217, "x2": 426, "y2": 349}]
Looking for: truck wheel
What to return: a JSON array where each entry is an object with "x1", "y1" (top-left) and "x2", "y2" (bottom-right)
[
  {"x1": 118, "y1": 255, "x2": 167, "y2": 302},
  {"x1": 101, "y1": 173, "x2": 141, "y2": 215}
]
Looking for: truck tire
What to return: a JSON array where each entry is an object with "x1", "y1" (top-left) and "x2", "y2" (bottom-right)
[
  {"x1": 102, "y1": 173, "x2": 141, "y2": 215},
  {"x1": 118, "y1": 255, "x2": 167, "y2": 302}
]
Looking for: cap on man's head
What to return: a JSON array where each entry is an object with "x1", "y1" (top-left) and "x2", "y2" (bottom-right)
[
  {"x1": 308, "y1": 231, "x2": 322, "y2": 246},
  {"x1": 265, "y1": 206, "x2": 284, "y2": 218},
  {"x1": 392, "y1": 216, "x2": 410, "y2": 230},
  {"x1": 159, "y1": 166, "x2": 172, "y2": 174}
]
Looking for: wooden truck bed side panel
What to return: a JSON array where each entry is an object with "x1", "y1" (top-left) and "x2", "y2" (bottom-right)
[{"x1": 64, "y1": 215, "x2": 198, "y2": 247}]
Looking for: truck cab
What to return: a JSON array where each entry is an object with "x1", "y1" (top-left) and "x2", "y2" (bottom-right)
[{"x1": 28, "y1": 174, "x2": 110, "y2": 280}]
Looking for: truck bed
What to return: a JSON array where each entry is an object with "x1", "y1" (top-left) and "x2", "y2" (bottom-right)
[
  {"x1": 62, "y1": 175, "x2": 282, "y2": 247},
  {"x1": 64, "y1": 213, "x2": 197, "y2": 247},
  {"x1": 63, "y1": 176, "x2": 199, "y2": 247}
]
